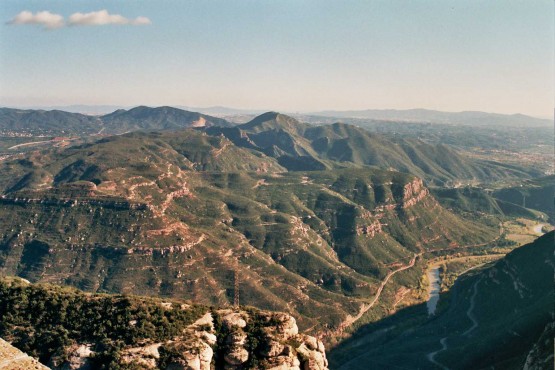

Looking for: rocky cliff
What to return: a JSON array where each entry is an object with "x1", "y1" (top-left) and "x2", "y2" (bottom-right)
[
  {"x1": 0, "y1": 277, "x2": 328, "y2": 370},
  {"x1": 51, "y1": 309, "x2": 328, "y2": 370},
  {"x1": 0, "y1": 338, "x2": 49, "y2": 370}
]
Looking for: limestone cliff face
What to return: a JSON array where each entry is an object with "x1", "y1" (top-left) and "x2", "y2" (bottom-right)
[
  {"x1": 54, "y1": 309, "x2": 328, "y2": 370},
  {"x1": 354, "y1": 178, "x2": 430, "y2": 238},
  {"x1": 400, "y1": 178, "x2": 429, "y2": 209},
  {"x1": 355, "y1": 219, "x2": 382, "y2": 237}
]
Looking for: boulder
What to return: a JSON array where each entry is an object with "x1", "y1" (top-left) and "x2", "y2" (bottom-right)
[
  {"x1": 201, "y1": 332, "x2": 217, "y2": 346},
  {"x1": 302, "y1": 350, "x2": 326, "y2": 370},
  {"x1": 296, "y1": 342, "x2": 328, "y2": 370},
  {"x1": 61, "y1": 344, "x2": 94, "y2": 370},
  {"x1": 317, "y1": 340, "x2": 325, "y2": 354},
  {"x1": 167, "y1": 354, "x2": 200, "y2": 370},
  {"x1": 266, "y1": 353, "x2": 302, "y2": 370},
  {"x1": 198, "y1": 341, "x2": 213, "y2": 370},
  {"x1": 260, "y1": 339, "x2": 285, "y2": 357},
  {"x1": 192, "y1": 312, "x2": 214, "y2": 331},
  {"x1": 222, "y1": 312, "x2": 247, "y2": 329},
  {"x1": 226, "y1": 331, "x2": 247, "y2": 346},
  {"x1": 304, "y1": 336, "x2": 318, "y2": 350},
  {"x1": 224, "y1": 346, "x2": 249, "y2": 366},
  {"x1": 120, "y1": 342, "x2": 161, "y2": 368},
  {"x1": 276, "y1": 314, "x2": 298, "y2": 338}
]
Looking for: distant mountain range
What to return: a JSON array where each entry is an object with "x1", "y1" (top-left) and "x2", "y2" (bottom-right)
[
  {"x1": 308, "y1": 108, "x2": 553, "y2": 127},
  {"x1": 4, "y1": 105, "x2": 266, "y2": 116},
  {"x1": 0, "y1": 107, "x2": 541, "y2": 184},
  {"x1": 4, "y1": 105, "x2": 551, "y2": 127},
  {"x1": 0, "y1": 106, "x2": 233, "y2": 136}
]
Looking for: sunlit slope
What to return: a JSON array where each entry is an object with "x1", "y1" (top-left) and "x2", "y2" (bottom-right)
[
  {"x1": 0, "y1": 129, "x2": 496, "y2": 332},
  {"x1": 0, "y1": 106, "x2": 232, "y2": 136},
  {"x1": 208, "y1": 112, "x2": 539, "y2": 183}
]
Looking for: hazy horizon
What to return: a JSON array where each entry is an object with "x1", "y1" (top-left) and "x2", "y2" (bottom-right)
[
  {"x1": 1, "y1": 1, "x2": 553, "y2": 117},
  {"x1": 1, "y1": 103, "x2": 553, "y2": 120}
]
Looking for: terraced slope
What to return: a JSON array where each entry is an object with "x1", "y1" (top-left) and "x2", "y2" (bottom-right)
[{"x1": 0, "y1": 129, "x2": 497, "y2": 333}]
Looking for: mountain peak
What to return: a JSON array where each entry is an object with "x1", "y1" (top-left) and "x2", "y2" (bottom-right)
[
  {"x1": 241, "y1": 111, "x2": 308, "y2": 134},
  {"x1": 99, "y1": 106, "x2": 232, "y2": 131}
]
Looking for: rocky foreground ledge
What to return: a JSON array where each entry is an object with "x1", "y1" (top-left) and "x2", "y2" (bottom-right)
[
  {"x1": 0, "y1": 338, "x2": 49, "y2": 370},
  {"x1": 0, "y1": 277, "x2": 328, "y2": 370},
  {"x1": 56, "y1": 309, "x2": 328, "y2": 370}
]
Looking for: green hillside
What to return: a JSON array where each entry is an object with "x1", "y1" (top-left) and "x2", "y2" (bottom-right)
[
  {"x1": 208, "y1": 113, "x2": 540, "y2": 184},
  {"x1": 493, "y1": 175, "x2": 555, "y2": 223},
  {"x1": 431, "y1": 187, "x2": 540, "y2": 220},
  {"x1": 0, "y1": 128, "x2": 497, "y2": 334},
  {"x1": 0, "y1": 277, "x2": 206, "y2": 367},
  {"x1": 101, "y1": 106, "x2": 232, "y2": 133},
  {"x1": 0, "y1": 108, "x2": 101, "y2": 136}
]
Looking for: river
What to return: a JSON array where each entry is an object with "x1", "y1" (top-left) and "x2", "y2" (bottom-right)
[{"x1": 427, "y1": 267, "x2": 441, "y2": 315}]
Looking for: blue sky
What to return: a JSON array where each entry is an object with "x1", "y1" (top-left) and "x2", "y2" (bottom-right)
[{"x1": 0, "y1": 1, "x2": 553, "y2": 117}]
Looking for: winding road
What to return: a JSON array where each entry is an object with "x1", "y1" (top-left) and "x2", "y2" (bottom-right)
[
  {"x1": 426, "y1": 337, "x2": 449, "y2": 370},
  {"x1": 462, "y1": 277, "x2": 482, "y2": 336},
  {"x1": 336, "y1": 253, "x2": 421, "y2": 332},
  {"x1": 8, "y1": 140, "x2": 51, "y2": 150},
  {"x1": 426, "y1": 275, "x2": 484, "y2": 369}
]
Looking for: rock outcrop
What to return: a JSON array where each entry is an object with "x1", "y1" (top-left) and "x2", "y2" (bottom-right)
[
  {"x1": 38, "y1": 305, "x2": 328, "y2": 370},
  {"x1": 0, "y1": 338, "x2": 50, "y2": 370},
  {"x1": 400, "y1": 178, "x2": 429, "y2": 209},
  {"x1": 356, "y1": 219, "x2": 382, "y2": 237},
  {"x1": 159, "y1": 309, "x2": 329, "y2": 370},
  {"x1": 54, "y1": 308, "x2": 328, "y2": 370}
]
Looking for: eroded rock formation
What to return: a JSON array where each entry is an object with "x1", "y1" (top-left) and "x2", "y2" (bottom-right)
[{"x1": 50, "y1": 309, "x2": 328, "y2": 370}]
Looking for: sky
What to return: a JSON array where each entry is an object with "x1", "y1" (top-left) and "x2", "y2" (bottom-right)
[{"x1": 0, "y1": 1, "x2": 553, "y2": 117}]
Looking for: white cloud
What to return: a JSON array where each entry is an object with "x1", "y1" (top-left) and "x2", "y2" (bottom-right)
[
  {"x1": 132, "y1": 16, "x2": 152, "y2": 26},
  {"x1": 68, "y1": 10, "x2": 151, "y2": 26},
  {"x1": 6, "y1": 9, "x2": 151, "y2": 30},
  {"x1": 7, "y1": 10, "x2": 64, "y2": 30}
]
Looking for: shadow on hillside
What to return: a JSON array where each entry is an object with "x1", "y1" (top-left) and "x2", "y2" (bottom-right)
[{"x1": 327, "y1": 298, "x2": 448, "y2": 369}]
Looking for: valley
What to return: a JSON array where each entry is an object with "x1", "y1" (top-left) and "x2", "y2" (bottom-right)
[
  {"x1": 329, "y1": 232, "x2": 554, "y2": 369},
  {"x1": 2, "y1": 2, "x2": 553, "y2": 368},
  {"x1": 0, "y1": 106, "x2": 552, "y2": 369}
]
